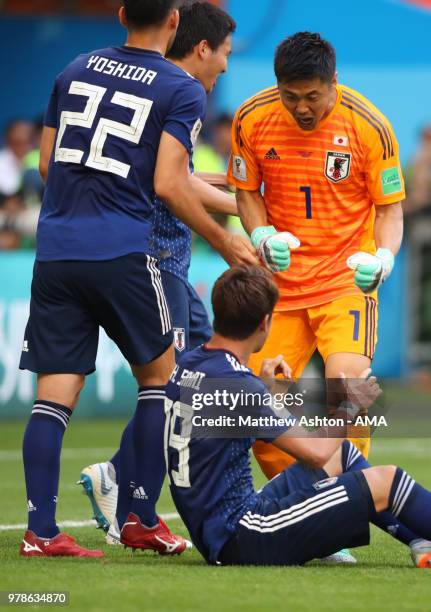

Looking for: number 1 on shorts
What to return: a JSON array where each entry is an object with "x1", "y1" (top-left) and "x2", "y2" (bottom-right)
[{"x1": 349, "y1": 309, "x2": 360, "y2": 341}]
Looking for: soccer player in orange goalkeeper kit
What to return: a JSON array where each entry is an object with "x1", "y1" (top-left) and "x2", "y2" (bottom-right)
[{"x1": 227, "y1": 32, "x2": 404, "y2": 515}]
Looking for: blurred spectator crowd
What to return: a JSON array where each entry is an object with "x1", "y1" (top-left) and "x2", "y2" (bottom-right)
[
  {"x1": 3, "y1": 114, "x2": 431, "y2": 251},
  {"x1": 0, "y1": 119, "x2": 43, "y2": 250}
]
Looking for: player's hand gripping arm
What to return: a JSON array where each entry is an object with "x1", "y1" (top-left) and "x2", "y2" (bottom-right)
[
  {"x1": 189, "y1": 173, "x2": 238, "y2": 216},
  {"x1": 237, "y1": 188, "x2": 300, "y2": 273},
  {"x1": 155, "y1": 132, "x2": 258, "y2": 266},
  {"x1": 347, "y1": 202, "x2": 403, "y2": 293},
  {"x1": 266, "y1": 364, "x2": 381, "y2": 468}
]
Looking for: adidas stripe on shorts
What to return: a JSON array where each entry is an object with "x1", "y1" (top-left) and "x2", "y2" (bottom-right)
[
  {"x1": 20, "y1": 253, "x2": 173, "y2": 374},
  {"x1": 219, "y1": 467, "x2": 373, "y2": 565}
]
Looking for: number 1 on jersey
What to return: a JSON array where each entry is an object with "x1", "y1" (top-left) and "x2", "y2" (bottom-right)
[{"x1": 300, "y1": 186, "x2": 312, "y2": 219}]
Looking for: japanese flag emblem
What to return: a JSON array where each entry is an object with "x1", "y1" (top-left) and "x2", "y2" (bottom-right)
[
  {"x1": 324, "y1": 151, "x2": 351, "y2": 183},
  {"x1": 173, "y1": 328, "x2": 186, "y2": 352}
]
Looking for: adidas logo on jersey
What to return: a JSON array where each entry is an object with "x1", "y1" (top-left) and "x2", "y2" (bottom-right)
[
  {"x1": 27, "y1": 499, "x2": 37, "y2": 512},
  {"x1": 22, "y1": 340, "x2": 29, "y2": 353},
  {"x1": 132, "y1": 486, "x2": 148, "y2": 500},
  {"x1": 264, "y1": 147, "x2": 281, "y2": 160}
]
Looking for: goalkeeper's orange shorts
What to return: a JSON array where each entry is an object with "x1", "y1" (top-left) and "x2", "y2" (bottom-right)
[{"x1": 249, "y1": 294, "x2": 378, "y2": 478}]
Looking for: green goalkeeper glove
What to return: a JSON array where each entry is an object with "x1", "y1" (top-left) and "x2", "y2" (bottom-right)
[
  {"x1": 347, "y1": 248, "x2": 395, "y2": 294},
  {"x1": 251, "y1": 226, "x2": 300, "y2": 273}
]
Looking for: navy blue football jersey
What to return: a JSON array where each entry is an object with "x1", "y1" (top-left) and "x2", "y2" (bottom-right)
[
  {"x1": 149, "y1": 195, "x2": 192, "y2": 281},
  {"x1": 148, "y1": 157, "x2": 195, "y2": 281},
  {"x1": 165, "y1": 345, "x2": 290, "y2": 563},
  {"x1": 37, "y1": 46, "x2": 206, "y2": 261}
]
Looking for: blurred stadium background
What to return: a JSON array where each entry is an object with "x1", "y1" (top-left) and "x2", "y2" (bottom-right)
[{"x1": 1, "y1": 0, "x2": 431, "y2": 419}]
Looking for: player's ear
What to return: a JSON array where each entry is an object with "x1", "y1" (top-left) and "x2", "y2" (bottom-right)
[
  {"x1": 197, "y1": 40, "x2": 210, "y2": 60},
  {"x1": 332, "y1": 72, "x2": 338, "y2": 86},
  {"x1": 118, "y1": 6, "x2": 127, "y2": 28},
  {"x1": 261, "y1": 313, "x2": 272, "y2": 333},
  {"x1": 169, "y1": 8, "x2": 180, "y2": 30}
]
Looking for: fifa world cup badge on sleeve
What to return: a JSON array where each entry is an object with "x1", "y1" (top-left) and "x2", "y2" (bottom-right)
[
  {"x1": 232, "y1": 156, "x2": 247, "y2": 182},
  {"x1": 325, "y1": 151, "x2": 351, "y2": 183},
  {"x1": 381, "y1": 167, "x2": 402, "y2": 195}
]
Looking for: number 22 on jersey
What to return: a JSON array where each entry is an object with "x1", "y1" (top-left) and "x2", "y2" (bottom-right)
[{"x1": 55, "y1": 80, "x2": 153, "y2": 178}]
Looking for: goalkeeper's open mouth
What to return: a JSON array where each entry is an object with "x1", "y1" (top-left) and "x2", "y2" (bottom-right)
[{"x1": 296, "y1": 116, "x2": 315, "y2": 130}]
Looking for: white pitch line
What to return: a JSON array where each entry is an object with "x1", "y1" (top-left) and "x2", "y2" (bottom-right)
[
  {"x1": 0, "y1": 439, "x2": 429, "y2": 461},
  {"x1": 0, "y1": 448, "x2": 115, "y2": 461},
  {"x1": 0, "y1": 513, "x2": 180, "y2": 532}
]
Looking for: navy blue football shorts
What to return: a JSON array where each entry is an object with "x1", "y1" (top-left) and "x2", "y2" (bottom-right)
[
  {"x1": 20, "y1": 253, "x2": 173, "y2": 374},
  {"x1": 219, "y1": 466, "x2": 373, "y2": 566},
  {"x1": 160, "y1": 270, "x2": 212, "y2": 359}
]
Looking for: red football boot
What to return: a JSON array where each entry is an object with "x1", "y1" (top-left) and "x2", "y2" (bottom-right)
[
  {"x1": 20, "y1": 530, "x2": 104, "y2": 558},
  {"x1": 120, "y1": 513, "x2": 192, "y2": 555}
]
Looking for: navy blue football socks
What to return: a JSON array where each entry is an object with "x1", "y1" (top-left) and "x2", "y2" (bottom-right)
[
  {"x1": 116, "y1": 387, "x2": 167, "y2": 529},
  {"x1": 130, "y1": 386, "x2": 167, "y2": 527},
  {"x1": 388, "y1": 467, "x2": 431, "y2": 541},
  {"x1": 341, "y1": 441, "x2": 419, "y2": 546},
  {"x1": 116, "y1": 416, "x2": 135, "y2": 530},
  {"x1": 23, "y1": 400, "x2": 72, "y2": 538}
]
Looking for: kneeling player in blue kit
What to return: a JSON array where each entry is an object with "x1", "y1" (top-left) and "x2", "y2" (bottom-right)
[{"x1": 163, "y1": 266, "x2": 431, "y2": 567}]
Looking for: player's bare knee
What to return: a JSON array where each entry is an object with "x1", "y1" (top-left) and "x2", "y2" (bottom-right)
[
  {"x1": 37, "y1": 373, "x2": 85, "y2": 410},
  {"x1": 323, "y1": 446, "x2": 343, "y2": 477},
  {"x1": 325, "y1": 353, "x2": 370, "y2": 379},
  {"x1": 362, "y1": 465, "x2": 396, "y2": 512},
  {"x1": 132, "y1": 344, "x2": 175, "y2": 388}
]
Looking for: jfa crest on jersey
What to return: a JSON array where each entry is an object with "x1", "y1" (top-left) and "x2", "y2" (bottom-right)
[
  {"x1": 325, "y1": 152, "x2": 351, "y2": 183},
  {"x1": 173, "y1": 327, "x2": 186, "y2": 352}
]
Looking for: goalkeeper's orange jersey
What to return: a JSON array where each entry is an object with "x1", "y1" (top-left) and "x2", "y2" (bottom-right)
[{"x1": 227, "y1": 84, "x2": 405, "y2": 311}]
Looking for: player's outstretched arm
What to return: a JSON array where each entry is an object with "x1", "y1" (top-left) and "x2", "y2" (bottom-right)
[
  {"x1": 257, "y1": 355, "x2": 341, "y2": 468},
  {"x1": 195, "y1": 172, "x2": 233, "y2": 192},
  {"x1": 39, "y1": 126, "x2": 57, "y2": 182},
  {"x1": 271, "y1": 367, "x2": 381, "y2": 467},
  {"x1": 155, "y1": 132, "x2": 258, "y2": 266},
  {"x1": 189, "y1": 174, "x2": 238, "y2": 216}
]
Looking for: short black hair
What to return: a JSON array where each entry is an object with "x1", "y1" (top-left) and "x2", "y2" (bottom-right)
[
  {"x1": 274, "y1": 32, "x2": 336, "y2": 84},
  {"x1": 167, "y1": 1, "x2": 236, "y2": 60},
  {"x1": 123, "y1": 0, "x2": 177, "y2": 29},
  {"x1": 212, "y1": 266, "x2": 279, "y2": 340}
]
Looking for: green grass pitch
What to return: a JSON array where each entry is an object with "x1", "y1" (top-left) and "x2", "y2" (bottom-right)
[{"x1": 0, "y1": 420, "x2": 430, "y2": 612}]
